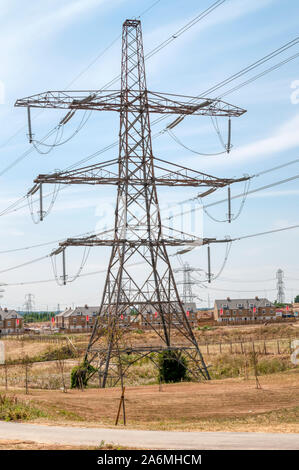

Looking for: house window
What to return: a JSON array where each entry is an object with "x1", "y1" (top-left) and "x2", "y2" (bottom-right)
[
  {"x1": 7, "y1": 321, "x2": 11, "y2": 326},
  {"x1": 238, "y1": 304, "x2": 243, "y2": 308},
  {"x1": 233, "y1": 310, "x2": 236, "y2": 315}
]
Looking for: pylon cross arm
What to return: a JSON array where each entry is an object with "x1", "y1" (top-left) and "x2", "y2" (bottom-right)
[
  {"x1": 50, "y1": 235, "x2": 228, "y2": 256},
  {"x1": 29, "y1": 157, "x2": 249, "y2": 189},
  {"x1": 15, "y1": 89, "x2": 246, "y2": 117}
]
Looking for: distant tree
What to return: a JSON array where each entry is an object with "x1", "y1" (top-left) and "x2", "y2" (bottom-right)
[
  {"x1": 294, "y1": 295, "x2": 299, "y2": 303},
  {"x1": 274, "y1": 300, "x2": 285, "y2": 308},
  {"x1": 22, "y1": 312, "x2": 55, "y2": 323}
]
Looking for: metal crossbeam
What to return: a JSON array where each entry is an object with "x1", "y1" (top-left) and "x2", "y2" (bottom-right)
[{"x1": 15, "y1": 89, "x2": 246, "y2": 117}]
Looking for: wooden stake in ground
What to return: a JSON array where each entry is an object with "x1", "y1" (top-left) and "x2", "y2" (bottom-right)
[
  {"x1": 22, "y1": 355, "x2": 32, "y2": 395},
  {"x1": 56, "y1": 348, "x2": 67, "y2": 393},
  {"x1": 159, "y1": 376, "x2": 163, "y2": 392},
  {"x1": 250, "y1": 350, "x2": 262, "y2": 390},
  {"x1": 244, "y1": 355, "x2": 249, "y2": 381},
  {"x1": 4, "y1": 364, "x2": 8, "y2": 391},
  {"x1": 115, "y1": 386, "x2": 126, "y2": 426}
]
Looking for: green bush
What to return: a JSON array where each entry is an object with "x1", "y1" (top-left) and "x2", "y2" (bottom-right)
[
  {"x1": 209, "y1": 354, "x2": 294, "y2": 380},
  {"x1": 0, "y1": 394, "x2": 44, "y2": 421},
  {"x1": 210, "y1": 354, "x2": 245, "y2": 379},
  {"x1": 70, "y1": 362, "x2": 97, "y2": 389},
  {"x1": 158, "y1": 350, "x2": 188, "y2": 383},
  {"x1": 39, "y1": 345, "x2": 76, "y2": 362},
  {"x1": 257, "y1": 357, "x2": 290, "y2": 375}
]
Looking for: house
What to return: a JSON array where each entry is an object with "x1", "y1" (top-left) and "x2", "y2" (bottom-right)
[
  {"x1": 55, "y1": 305, "x2": 135, "y2": 332},
  {"x1": 0, "y1": 308, "x2": 24, "y2": 335},
  {"x1": 56, "y1": 302, "x2": 198, "y2": 332},
  {"x1": 214, "y1": 297, "x2": 276, "y2": 323},
  {"x1": 140, "y1": 302, "x2": 197, "y2": 329}
]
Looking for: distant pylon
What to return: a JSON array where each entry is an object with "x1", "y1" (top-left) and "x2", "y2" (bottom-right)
[
  {"x1": 24, "y1": 293, "x2": 35, "y2": 314},
  {"x1": 174, "y1": 262, "x2": 203, "y2": 304},
  {"x1": 0, "y1": 283, "x2": 5, "y2": 300},
  {"x1": 276, "y1": 269, "x2": 285, "y2": 304}
]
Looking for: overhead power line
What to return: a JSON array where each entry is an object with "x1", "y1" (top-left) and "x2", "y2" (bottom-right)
[
  {"x1": 231, "y1": 223, "x2": 299, "y2": 242},
  {"x1": 102, "y1": 0, "x2": 227, "y2": 89},
  {"x1": 0, "y1": 0, "x2": 163, "y2": 153},
  {"x1": 1, "y1": 220, "x2": 299, "y2": 279},
  {"x1": 0, "y1": 0, "x2": 224, "y2": 179},
  {"x1": 164, "y1": 171, "x2": 299, "y2": 222}
]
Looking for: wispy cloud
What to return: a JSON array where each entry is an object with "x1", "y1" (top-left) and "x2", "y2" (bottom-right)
[
  {"x1": 2, "y1": 0, "x2": 121, "y2": 48},
  {"x1": 230, "y1": 113, "x2": 299, "y2": 163}
]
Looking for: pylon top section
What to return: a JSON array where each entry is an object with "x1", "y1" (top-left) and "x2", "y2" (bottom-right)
[{"x1": 15, "y1": 20, "x2": 246, "y2": 118}]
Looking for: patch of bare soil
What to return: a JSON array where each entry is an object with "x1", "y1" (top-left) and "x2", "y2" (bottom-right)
[{"x1": 2, "y1": 369, "x2": 298, "y2": 432}]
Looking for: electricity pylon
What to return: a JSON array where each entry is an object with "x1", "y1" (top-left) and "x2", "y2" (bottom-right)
[
  {"x1": 24, "y1": 293, "x2": 35, "y2": 314},
  {"x1": 276, "y1": 268, "x2": 285, "y2": 304},
  {"x1": 16, "y1": 19, "x2": 247, "y2": 386},
  {"x1": 174, "y1": 263, "x2": 204, "y2": 304}
]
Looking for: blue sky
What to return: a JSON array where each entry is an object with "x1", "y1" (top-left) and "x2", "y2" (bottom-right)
[{"x1": 0, "y1": 0, "x2": 299, "y2": 310}]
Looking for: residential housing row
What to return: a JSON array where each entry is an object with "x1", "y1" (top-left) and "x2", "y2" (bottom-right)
[
  {"x1": 55, "y1": 302, "x2": 198, "y2": 332},
  {"x1": 53, "y1": 297, "x2": 297, "y2": 332},
  {"x1": 0, "y1": 297, "x2": 298, "y2": 335}
]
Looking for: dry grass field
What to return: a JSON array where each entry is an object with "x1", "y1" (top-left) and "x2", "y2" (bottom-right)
[
  {"x1": 1, "y1": 369, "x2": 298, "y2": 433},
  {"x1": 0, "y1": 322, "x2": 298, "y2": 436}
]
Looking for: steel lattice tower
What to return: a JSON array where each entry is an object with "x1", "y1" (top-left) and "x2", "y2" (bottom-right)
[
  {"x1": 276, "y1": 268, "x2": 285, "y2": 304},
  {"x1": 174, "y1": 263, "x2": 203, "y2": 304},
  {"x1": 16, "y1": 19, "x2": 247, "y2": 386}
]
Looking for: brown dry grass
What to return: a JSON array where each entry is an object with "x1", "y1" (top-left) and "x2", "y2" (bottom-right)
[
  {"x1": 2, "y1": 338, "x2": 61, "y2": 361},
  {"x1": 2, "y1": 321, "x2": 298, "y2": 363},
  {"x1": 1, "y1": 369, "x2": 298, "y2": 433},
  {"x1": 0, "y1": 439, "x2": 133, "y2": 450}
]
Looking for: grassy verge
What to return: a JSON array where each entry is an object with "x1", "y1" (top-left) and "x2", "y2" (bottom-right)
[{"x1": 0, "y1": 394, "x2": 45, "y2": 421}]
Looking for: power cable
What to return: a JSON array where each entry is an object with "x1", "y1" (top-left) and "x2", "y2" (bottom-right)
[{"x1": 164, "y1": 172, "x2": 299, "y2": 222}]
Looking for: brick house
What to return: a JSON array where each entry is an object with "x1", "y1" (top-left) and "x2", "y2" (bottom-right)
[
  {"x1": 214, "y1": 297, "x2": 276, "y2": 323},
  {"x1": 140, "y1": 302, "x2": 197, "y2": 329},
  {"x1": 55, "y1": 305, "x2": 135, "y2": 332},
  {"x1": 0, "y1": 308, "x2": 24, "y2": 335}
]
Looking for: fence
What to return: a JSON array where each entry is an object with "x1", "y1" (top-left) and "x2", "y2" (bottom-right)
[{"x1": 198, "y1": 336, "x2": 297, "y2": 356}]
